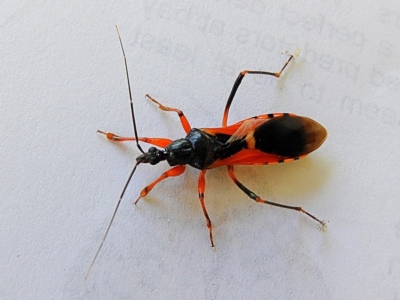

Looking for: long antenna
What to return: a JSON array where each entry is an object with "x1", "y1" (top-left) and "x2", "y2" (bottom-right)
[
  {"x1": 115, "y1": 25, "x2": 145, "y2": 154},
  {"x1": 85, "y1": 162, "x2": 141, "y2": 279},
  {"x1": 85, "y1": 26, "x2": 144, "y2": 279}
]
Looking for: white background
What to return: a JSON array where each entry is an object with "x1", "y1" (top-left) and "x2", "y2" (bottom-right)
[{"x1": 2, "y1": 1, "x2": 400, "y2": 299}]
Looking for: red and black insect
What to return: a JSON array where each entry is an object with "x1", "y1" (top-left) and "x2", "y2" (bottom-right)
[{"x1": 86, "y1": 27, "x2": 327, "y2": 277}]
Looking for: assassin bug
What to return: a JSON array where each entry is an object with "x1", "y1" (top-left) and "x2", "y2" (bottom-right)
[{"x1": 86, "y1": 26, "x2": 327, "y2": 278}]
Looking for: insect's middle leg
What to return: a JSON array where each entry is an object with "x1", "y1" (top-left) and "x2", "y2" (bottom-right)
[
  {"x1": 135, "y1": 165, "x2": 186, "y2": 205},
  {"x1": 198, "y1": 170, "x2": 214, "y2": 247},
  {"x1": 222, "y1": 52, "x2": 296, "y2": 127},
  {"x1": 227, "y1": 165, "x2": 326, "y2": 227},
  {"x1": 146, "y1": 94, "x2": 192, "y2": 134}
]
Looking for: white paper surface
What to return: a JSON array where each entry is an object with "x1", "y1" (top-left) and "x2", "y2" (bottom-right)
[{"x1": 1, "y1": 1, "x2": 400, "y2": 299}]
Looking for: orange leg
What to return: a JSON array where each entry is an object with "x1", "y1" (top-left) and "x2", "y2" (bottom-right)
[
  {"x1": 97, "y1": 130, "x2": 172, "y2": 148},
  {"x1": 135, "y1": 165, "x2": 186, "y2": 204},
  {"x1": 227, "y1": 165, "x2": 326, "y2": 227},
  {"x1": 198, "y1": 170, "x2": 214, "y2": 247},
  {"x1": 146, "y1": 94, "x2": 192, "y2": 134},
  {"x1": 222, "y1": 52, "x2": 296, "y2": 127}
]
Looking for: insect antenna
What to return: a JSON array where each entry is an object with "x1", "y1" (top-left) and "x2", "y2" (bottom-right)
[
  {"x1": 85, "y1": 162, "x2": 140, "y2": 279},
  {"x1": 116, "y1": 25, "x2": 145, "y2": 154},
  {"x1": 85, "y1": 26, "x2": 144, "y2": 279}
]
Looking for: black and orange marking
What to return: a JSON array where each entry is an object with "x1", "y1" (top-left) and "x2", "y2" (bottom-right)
[{"x1": 85, "y1": 27, "x2": 327, "y2": 278}]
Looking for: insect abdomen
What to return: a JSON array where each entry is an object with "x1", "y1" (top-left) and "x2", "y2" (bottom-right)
[{"x1": 251, "y1": 115, "x2": 327, "y2": 157}]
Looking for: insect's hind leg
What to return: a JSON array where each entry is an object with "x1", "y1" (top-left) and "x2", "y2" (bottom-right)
[
  {"x1": 97, "y1": 130, "x2": 172, "y2": 148},
  {"x1": 198, "y1": 170, "x2": 215, "y2": 247},
  {"x1": 146, "y1": 94, "x2": 192, "y2": 134},
  {"x1": 135, "y1": 165, "x2": 186, "y2": 204},
  {"x1": 227, "y1": 165, "x2": 326, "y2": 227},
  {"x1": 222, "y1": 52, "x2": 297, "y2": 127}
]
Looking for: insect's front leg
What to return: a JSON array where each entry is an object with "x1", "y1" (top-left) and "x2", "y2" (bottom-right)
[
  {"x1": 135, "y1": 165, "x2": 186, "y2": 205},
  {"x1": 97, "y1": 130, "x2": 172, "y2": 148}
]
